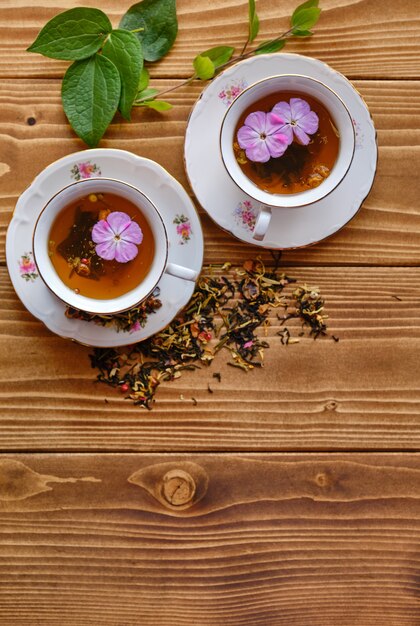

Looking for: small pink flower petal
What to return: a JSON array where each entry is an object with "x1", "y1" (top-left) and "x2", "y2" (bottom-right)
[
  {"x1": 95, "y1": 239, "x2": 117, "y2": 261},
  {"x1": 114, "y1": 241, "x2": 139, "y2": 263},
  {"x1": 297, "y1": 110, "x2": 319, "y2": 135},
  {"x1": 237, "y1": 125, "x2": 260, "y2": 149},
  {"x1": 121, "y1": 220, "x2": 143, "y2": 245},
  {"x1": 265, "y1": 133, "x2": 289, "y2": 158},
  {"x1": 245, "y1": 141, "x2": 271, "y2": 163},
  {"x1": 106, "y1": 211, "x2": 132, "y2": 236},
  {"x1": 91, "y1": 219, "x2": 114, "y2": 244},
  {"x1": 267, "y1": 112, "x2": 284, "y2": 126},
  {"x1": 272, "y1": 101, "x2": 292, "y2": 123},
  {"x1": 293, "y1": 125, "x2": 311, "y2": 145},
  {"x1": 289, "y1": 97, "x2": 311, "y2": 121},
  {"x1": 243, "y1": 110, "x2": 267, "y2": 134}
]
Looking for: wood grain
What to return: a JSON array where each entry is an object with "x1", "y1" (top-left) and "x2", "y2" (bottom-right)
[
  {"x1": 0, "y1": 79, "x2": 420, "y2": 266},
  {"x1": 1, "y1": 0, "x2": 420, "y2": 79},
  {"x1": 0, "y1": 453, "x2": 419, "y2": 625},
  {"x1": 1, "y1": 265, "x2": 419, "y2": 452}
]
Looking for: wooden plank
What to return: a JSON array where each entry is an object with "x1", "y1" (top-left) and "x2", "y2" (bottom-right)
[
  {"x1": 1, "y1": 0, "x2": 420, "y2": 79},
  {"x1": 0, "y1": 79, "x2": 420, "y2": 266},
  {"x1": 0, "y1": 453, "x2": 419, "y2": 625},
  {"x1": 1, "y1": 266, "x2": 419, "y2": 451}
]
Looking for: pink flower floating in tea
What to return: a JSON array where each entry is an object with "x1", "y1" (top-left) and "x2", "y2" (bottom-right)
[
  {"x1": 92, "y1": 211, "x2": 143, "y2": 263},
  {"x1": 237, "y1": 111, "x2": 289, "y2": 163},
  {"x1": 272, "y1": 98, "x2": 319, "y2": 146}
]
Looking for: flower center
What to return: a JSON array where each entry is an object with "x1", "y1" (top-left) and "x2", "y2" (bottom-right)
[
  {"x1": 291, "y1": 119, "x2": 297, "y2": 126},
  {"x1": 114, "y1": 234, "x2": 121, "y2": 242},
  {"x1": 259, "y1": 132, "x2": 267, "y2": 140}
]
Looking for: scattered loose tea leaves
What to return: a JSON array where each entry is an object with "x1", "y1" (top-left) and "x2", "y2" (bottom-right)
[
  {"x1": 89, "y1": 260, "x2": 332, "y2": 409},
  {"x1": 66, "y1": 288, "x2": 162, "y2": 332}
]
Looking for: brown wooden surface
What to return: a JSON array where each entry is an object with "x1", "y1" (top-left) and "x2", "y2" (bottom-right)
[
  {"x1": 0, "y1": 453, "x2": 419, "y2": 625},
  {"x1": 1, "y1": 0, "x2": 419, "y2": 624},
  {"x1": 1, "y1": 265, "x2": 419, "y2": 452}
]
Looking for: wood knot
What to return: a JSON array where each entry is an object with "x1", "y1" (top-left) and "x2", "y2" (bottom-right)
[
  {"x1": 325, "y1": 400, "x2": 337, "y2": 411},
  {"x1": 128, "y1": 461, "x2": 209, "y2": 513},
  {"x1": 315, "y1": 472, "x2": 331, "y2": 488},
  {"x1": 161, "y1": 470, "x2": 196, "y2": 506}
]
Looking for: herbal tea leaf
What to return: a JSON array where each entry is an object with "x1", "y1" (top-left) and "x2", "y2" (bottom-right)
[
  {"x1": 254, "y1": 39, "x2": 286, "y2": 54},
  {"x1": 102, "y1": 29, "x2": 143, "y2": 120},
  {"x1": 193, "y1": 55, "x2": 215, "y2": 80},
  {"x1": 291, "y1": 6, "x2": 321, "y2": 30},
  {"x1": 248, "y1": 0, "x2": 260, "y2": 43},
  {"x1": 137, "y1": 67, "x2": 150, "y2": 93},
  {"x1": 120, "y1": 0, "x2": 177, "y2": 62},
  {"x1": 27, "y1": 7, "x2": 112, "y2": 60},
  {"x1": 141, "y1": 100, "x2": 173, "y2": 111},
  {"x1": 199, "y1": 46, "x2": 235, "y2": 69},
  {"x1": 62, "y1": 54, "x2": 121, "y2": 148}
]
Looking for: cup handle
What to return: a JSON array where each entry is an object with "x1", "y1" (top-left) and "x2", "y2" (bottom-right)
[
  {"x1": 252, "y1": 205, "x2": 272, "y2": 241},
  {"x1": 165, "y1": 262, "x2": 198, "y2": 282}
]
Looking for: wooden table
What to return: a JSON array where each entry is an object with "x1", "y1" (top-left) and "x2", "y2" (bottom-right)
[{"x1": 1, "y1": 1, "x2": 419, "y2": 624}]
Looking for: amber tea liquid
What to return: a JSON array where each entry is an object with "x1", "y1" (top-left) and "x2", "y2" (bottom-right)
[
  {"x1": 234, "y1": 91, "x2": 340, "y2": 195},
  {"x1": 48, "y1": 192, "x2": 155, "y2": 299}
]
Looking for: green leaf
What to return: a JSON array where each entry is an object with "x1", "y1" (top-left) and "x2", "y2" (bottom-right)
[
  {"x1": 193, "y1": 55, "x2": 215, "y2": 80},
  {"x1": 291, "y1": 0, "x2": 319, "y2": 23},
  {"x1": 254, "y1": 39, "x2": 286, "y2": 55},
  {"x1": 137, "y1": 67, "x2": 150, "y2": 92},
  {"x1": 199, "y1": 46, "x2": 235, "y2": 69},
  {"x1": 62, "y1": 54, "x2": 121, "y2": 148},
  {"x1": 102, "y1": 29, "x2": 143, "y2": 121},
  {"x1": 140, "y1": 100, "x2": 172, "y2": 111},
  {"x1": 292, "y1": 29, "x2": 313, "y2": 37},
  {"x1": 291, "y1": 6, "x2": 321, "y2": 31},
  {"x1": 248, "y1": 0, "x2": 260, "y2": 43},
  {"x1": 27, "y1": 7, "x2": 112, "y2": 60},
  {"x1": 136, "y1": 87, "x2": 159, "y2": 101},
  {"x1": 119, "y1": 0, "x2": 177, "y2": 62}
]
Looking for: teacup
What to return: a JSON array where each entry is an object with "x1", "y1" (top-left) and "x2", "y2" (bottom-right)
[
  {"x1": 220, "y1": 74, "x2": 355, "y2": 241},
  {"x1": 33, "y1": 177, "x2": 198, "y2": 315}
]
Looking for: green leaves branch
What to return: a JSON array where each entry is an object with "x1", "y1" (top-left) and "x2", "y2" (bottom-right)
[
  {"x1": 28, "y1": 0, "x2": 177, "y2": 147},
  {"x1": 27, "y1": 0, "x2": 321, "y2": 147}
]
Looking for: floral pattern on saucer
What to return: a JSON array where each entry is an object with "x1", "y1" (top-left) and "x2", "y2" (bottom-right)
[
  {"x1": 218, "y1": 78, "x2": 248, "y2": 106},
  {"x1": 19, "y1": 252, "x2": 38, "y2": 282},
  {"x1": 352, "y1": 118, "x2": 365, "y2": 149},
  {"x1": 233, "y1": 200, "x2": 257, "y2": 232},
  {"x1": 70, "y1": 161, "x2": 102, "y2": 181},
  {"x1": 173, "y1": 214, "x2": 192, "y2": 244}
]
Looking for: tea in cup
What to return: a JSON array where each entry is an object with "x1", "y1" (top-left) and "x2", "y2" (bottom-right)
[
  {"x1": 220, "y1": 74, "x2": 355, "y2": 240},
  {"x1": 33, "y1": 178, "x2": 198, "y2": 315}
]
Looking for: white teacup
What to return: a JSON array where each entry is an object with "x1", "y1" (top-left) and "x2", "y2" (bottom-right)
[
  {"x1": 220, "y1": 74, "x2": 355, "y2": 241},
  {"x1": 33, "y1": 178, "x2": 198, "y2": 315}
]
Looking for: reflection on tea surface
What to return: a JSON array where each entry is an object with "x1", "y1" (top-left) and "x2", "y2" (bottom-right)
[
  {"x1": 48, "y1": 192, "x2": 155, "y2": 299},
  {"x1": 234, "y1": 91, "x2": 339, "y2": 195}
]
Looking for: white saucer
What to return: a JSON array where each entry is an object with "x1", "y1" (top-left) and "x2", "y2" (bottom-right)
[
  {"x1": 6, "y1": 149, "x2": 203, "y2": 347},
  {"x1": 184, "y1": 53, "x2": 378, "y2": 249}
]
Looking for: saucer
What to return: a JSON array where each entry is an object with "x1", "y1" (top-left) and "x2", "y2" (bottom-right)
[
  {"x1": 184, "y1": 53, "x2": 378, "y2": 249},
  {"x1": 6, "y1": 149, "x2": 203, "y2": 347}
]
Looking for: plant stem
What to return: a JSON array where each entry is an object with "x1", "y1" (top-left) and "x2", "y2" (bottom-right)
[
  {"x1": 139, "y1": 27, "x2": 297, "y2": 104},
  {"x1": 130, "y1": 27, "x2": 144, "y2": 33}
]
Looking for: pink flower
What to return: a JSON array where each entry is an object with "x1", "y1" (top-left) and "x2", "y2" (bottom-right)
[
  {"x1": 237, "y1": 111, "x2": 289, "y2": 163},
  {"x1": 20, "y1": 258, "x2": 36, "y2": 273},
  {"x1": 78, "y1": 162, "x2": 95, "y2": 178},
  {"x1": 176, "y1": 223, "x2": 191, "y2": 237},
  {"x1": 271, "y1": 98, "x2": 319, "y2": 146},
  {"x1": 92, "y1": 211, "x2": 143, "y2": 263}
]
